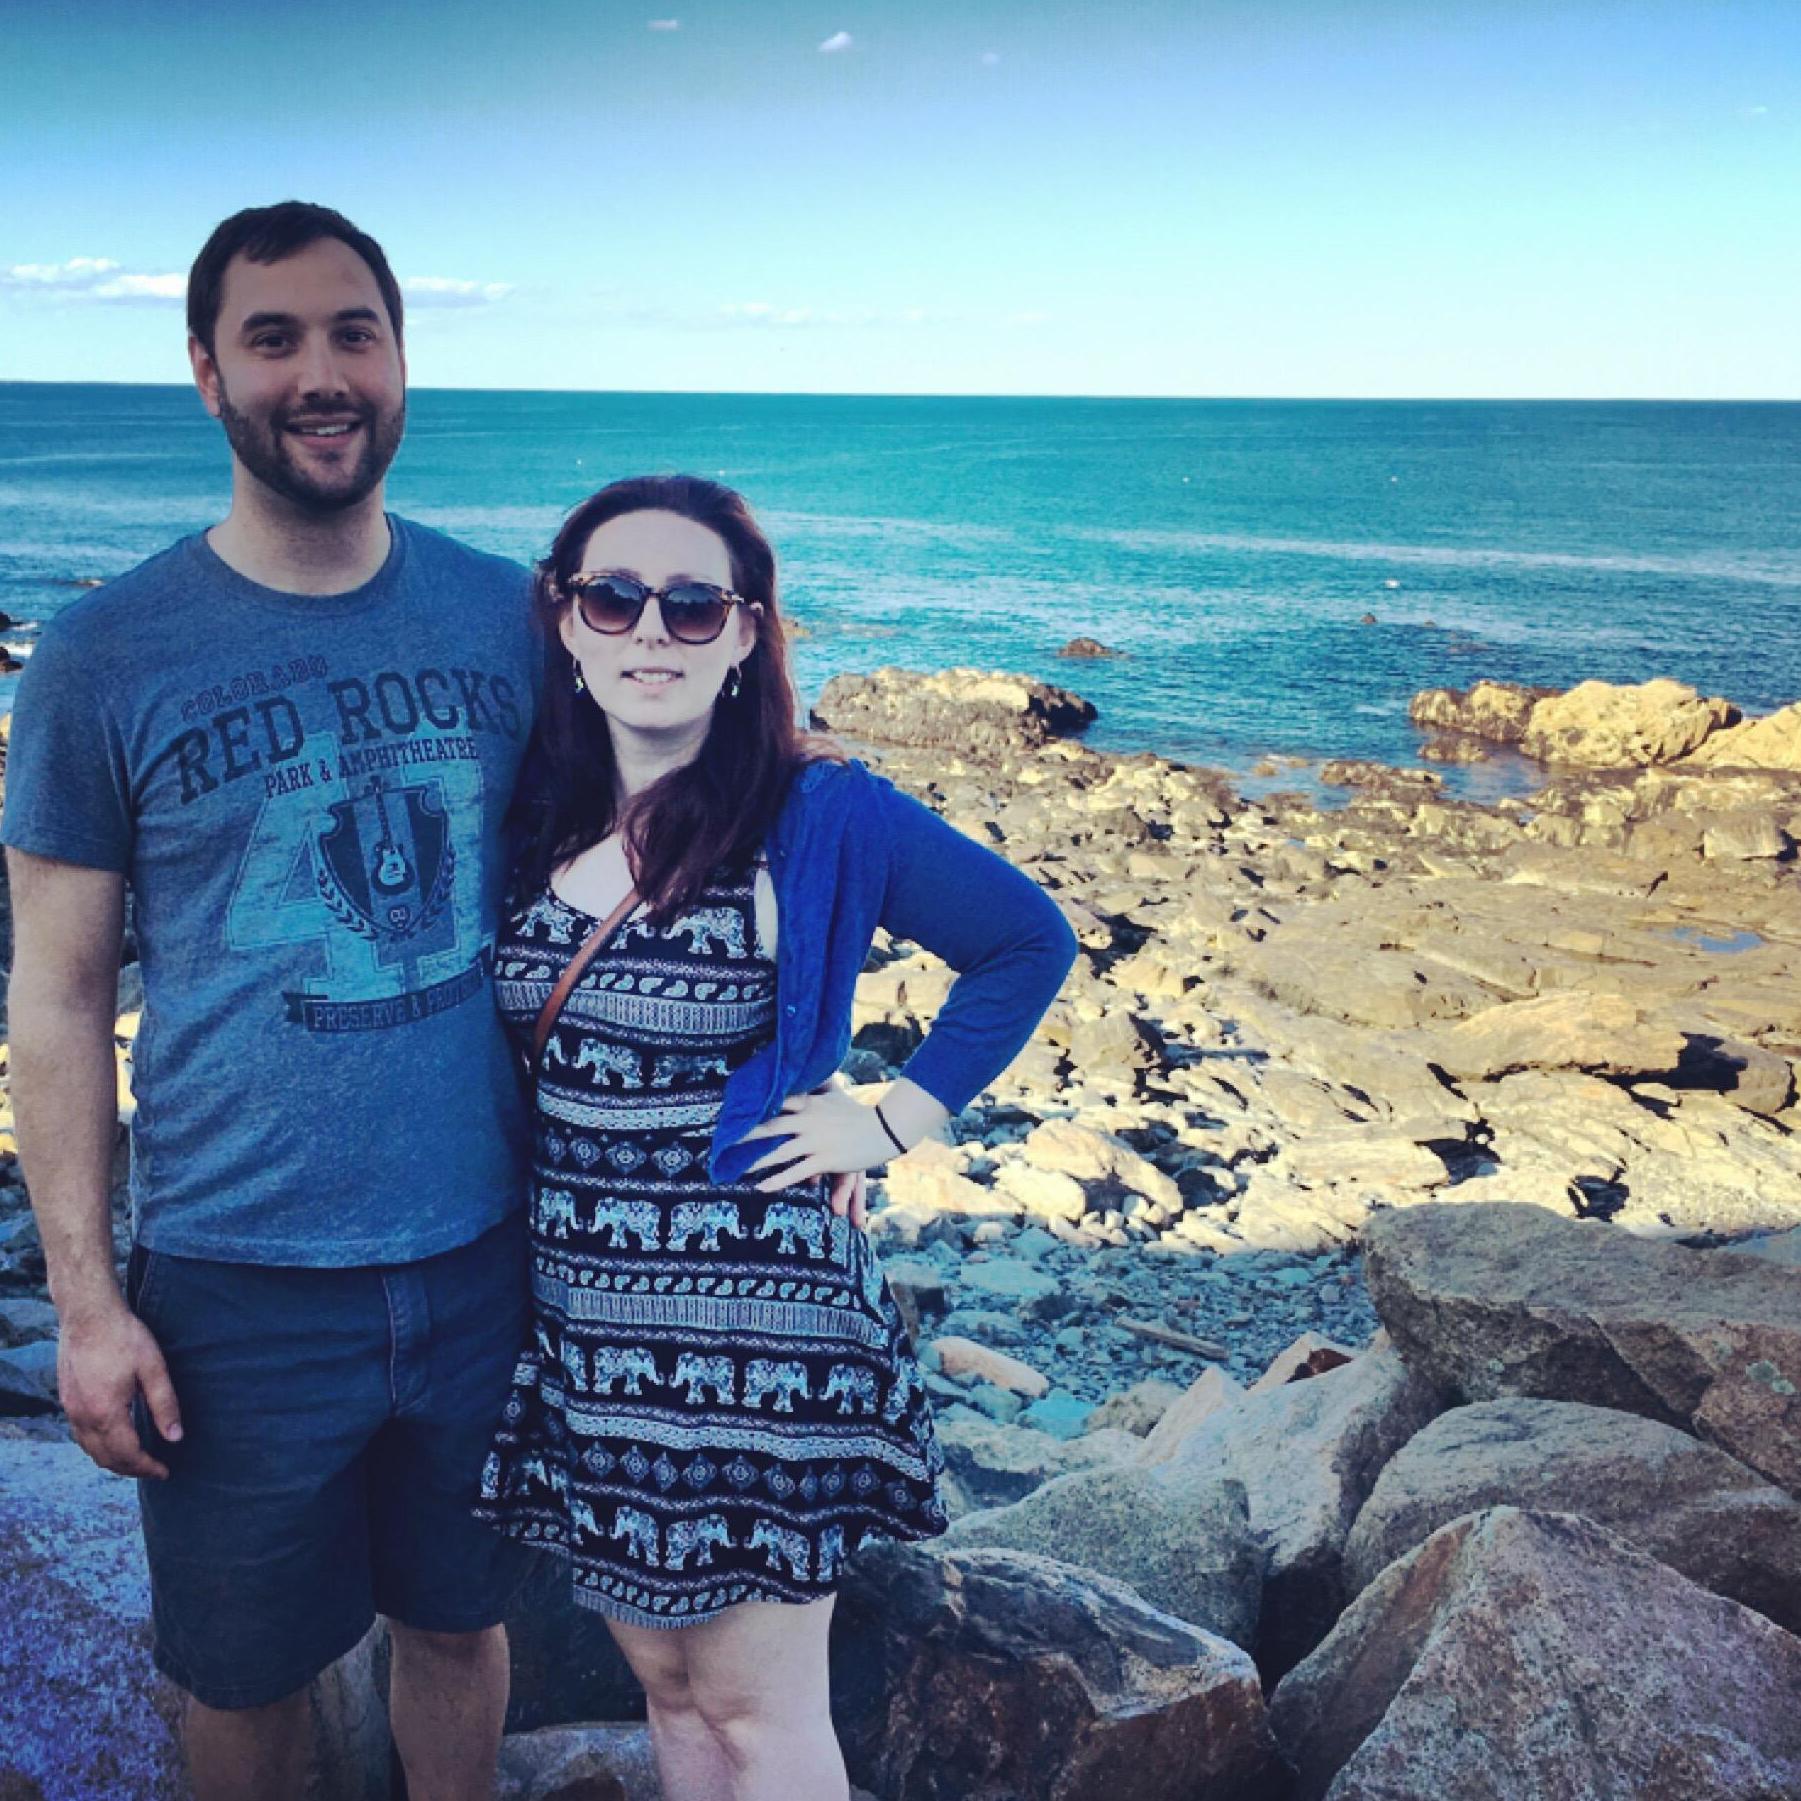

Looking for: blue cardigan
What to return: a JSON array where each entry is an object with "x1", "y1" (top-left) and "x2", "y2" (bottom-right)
[{"x1": 708, "y1": 757, "x2": 1079, "y2": 1181}]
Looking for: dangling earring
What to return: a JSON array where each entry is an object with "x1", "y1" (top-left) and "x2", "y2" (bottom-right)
[
  {"x1": 724, "y1": 665, "x2": 744, "y2": 701},
  {"x1": 572, "y1": 655, "x2": 586, "y2": 696}
]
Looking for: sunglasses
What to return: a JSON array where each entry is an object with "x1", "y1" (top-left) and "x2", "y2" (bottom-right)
[{"x1": 563, "y1": 572, "x2": 761, "y2": 645}]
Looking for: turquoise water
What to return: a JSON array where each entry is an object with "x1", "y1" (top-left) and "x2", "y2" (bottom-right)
[{"x1": 3, "y1": 384, "x2": 1798, "y2": 787}]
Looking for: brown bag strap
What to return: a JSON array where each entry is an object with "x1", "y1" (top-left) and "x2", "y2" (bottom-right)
[{"x1": 531, "y1": 886, "x2": 641, "y2": 1072}]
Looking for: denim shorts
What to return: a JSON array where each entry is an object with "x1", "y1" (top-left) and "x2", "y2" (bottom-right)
[{"x1": 128, "y1": 1215, "x2": 537, "y2": 1711}]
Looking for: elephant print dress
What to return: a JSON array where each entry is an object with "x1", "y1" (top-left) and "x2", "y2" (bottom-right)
[{"x1": 477, "y1": 863, "x2": 948, "y2": 1629}]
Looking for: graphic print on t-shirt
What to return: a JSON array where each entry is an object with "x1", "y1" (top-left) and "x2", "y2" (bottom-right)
[{"x1": 201, "y1": 671, "x2": 518, "y2": 1032}]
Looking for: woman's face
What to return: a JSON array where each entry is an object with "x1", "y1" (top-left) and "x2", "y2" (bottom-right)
[{"x1": 559, "y1": 508, "x2": 756, "y2": 740}]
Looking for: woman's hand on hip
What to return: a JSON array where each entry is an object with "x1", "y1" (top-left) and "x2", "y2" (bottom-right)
[{"x1": 741, "y1": 1085, "x2": 897, "y2": 1220}]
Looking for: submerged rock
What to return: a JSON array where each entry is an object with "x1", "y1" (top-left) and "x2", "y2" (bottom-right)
[{"x1": 811, "y1": 666, "x2": 1096, "y2": 753}]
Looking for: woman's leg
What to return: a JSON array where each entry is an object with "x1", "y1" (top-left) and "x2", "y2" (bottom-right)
[
  {"x1": 606, "y1": 1618, "x2": 735, "y2": 1801},
  {"x1": 684, "y1": 1595, "x2": 846, "y2": 1801}
]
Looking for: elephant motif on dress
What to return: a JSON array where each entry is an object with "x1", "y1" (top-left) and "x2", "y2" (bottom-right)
[
  {"x1": 816, "y1": 1523, "x2": 849, "y2": 1581},
  {"x1": 672, "y1": 1352, "x2": 736, "y2": 1405},
  {"x1": 757, "y1": 1200, "x2": 827, "y2": 1259},
  {"x1": 748, "y1": 1518, "x2": 810, "y2": 1579},
  {"x1": 569, "y1": 1496, "x2": 604, "y2": 1538},
  {"x1": 821, "y1": 1362, "x2": 878, "y2": 1415},
  {"x1": 743, "y1": 1358, "x2": 810, "y2": 1412},
  {"x1": 828, "y1": 1214, "x2": 852, "y2": 1265},
  {"x1": 590, "y1": 1196, "x2": 662, "y2": 1250},
  {"x1": 664, "y1": 1514, "x2": 734, "y2": 1570},
  {"x1": 573, "y1": 1039, "x2": 640, "y2": 1086},
  {"x1": 857, "y1": 1239, "x2": 888, "y2": 1312},
  {"x1": 650, "y1": 1051, "x2": 733, "y2": 1090},
  {"x1": 666, "y1": 905, "x2": 747, "y2": 958},
  {"x1": 611, "y1": 1506, "x2": 662, "y2": 1567},
  {"x1": 881, "y1": 1359, "x2": 923, "y2": 1426},
  {"x1": 591, "y1": 1345, "x2": 660, "y2": 1396},
  {"x1": 537, "y1": 1188, "x2": 579, "y2": 1238},
  {"x1": 667, "y1": 1199, "x2": 745, "y2": 1252}
]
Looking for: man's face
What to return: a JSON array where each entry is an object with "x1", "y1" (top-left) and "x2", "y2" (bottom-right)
[{"x1": 190, "y1": 237, "x2": 406, "y2": 514}]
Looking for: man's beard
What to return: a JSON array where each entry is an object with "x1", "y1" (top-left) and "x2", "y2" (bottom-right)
[{"x1": 216, "y1": 386, "x2": 406, "y2": 514}]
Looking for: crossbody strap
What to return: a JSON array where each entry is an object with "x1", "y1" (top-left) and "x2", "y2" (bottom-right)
[{"x1": 531, "y1": 886, "x2": 641, "y2": 1073}]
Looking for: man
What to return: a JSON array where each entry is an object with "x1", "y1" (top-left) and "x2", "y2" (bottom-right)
[{"x1": 3, "y1": 203, "x2": 539, "y2": 1801}]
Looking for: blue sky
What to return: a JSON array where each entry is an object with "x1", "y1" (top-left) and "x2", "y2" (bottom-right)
[{"x1": 3, "y1": 0, "x2": 1796, "y2": 397}]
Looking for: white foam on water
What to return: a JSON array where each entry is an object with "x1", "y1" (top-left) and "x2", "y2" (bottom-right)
[{"x1": 1055, "y1": 524, "x2": 1801, "y2": 589}]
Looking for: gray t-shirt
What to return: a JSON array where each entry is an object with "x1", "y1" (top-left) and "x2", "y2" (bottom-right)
[{"x1": 0, "y1": 517, "x2": 539, "y2": 1265}]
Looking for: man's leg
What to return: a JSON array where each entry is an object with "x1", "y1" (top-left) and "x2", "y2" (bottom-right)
[
  {"x1": 370, "y1": 1218, "x2": 535, "y2": 1800},
  {"x1": 128, "y1": 1250, "x2": 390, "y2": 1800},
  {"x1": 184, "y1": 1691, "x2": 310, "y2": 1801},
  {"x1": 387, "y1": 1621, "x2": 511, "y2": 1801}
]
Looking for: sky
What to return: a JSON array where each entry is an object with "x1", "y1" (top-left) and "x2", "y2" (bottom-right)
[{"x1": 2, "y1": 0, "x2": 1797, "y2": 398}]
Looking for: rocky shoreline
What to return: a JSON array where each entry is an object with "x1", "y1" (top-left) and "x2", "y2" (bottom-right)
[
  {"x1": 3, "y1": 664, "x2": 1799, "y2": 1797},
  {"x1": 798, "y1": 665, "x2": 1801, "y2": 1498}
]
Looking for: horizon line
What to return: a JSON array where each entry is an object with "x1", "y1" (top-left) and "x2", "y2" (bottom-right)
[{"x1": 2, "y1": 378, "x2": 1799, "y2": 406}]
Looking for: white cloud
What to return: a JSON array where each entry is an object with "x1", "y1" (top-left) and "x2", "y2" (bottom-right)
[
  {"x1": 3, "y1": 258, "x2": 122, "y2": 289},
  {"x1": 818, "y1": 30, "x2": 852, "y2": 53},
  {"x1": 720, "y1": 300, "x2": 816, "y2": 326},
  {"x1": 402, "y1": 276, "x2": 514, "y2": 307},
  {"x1": 2, "y1": 259, "x2": 185, "y2": 305},
  {"x1": 1740, "y1": 104, "x2": 1770, "y2": 117},
  {"x1": 94, "y1": 272, "x2": 185, "y2": 300},
  {"x1": 648, "y1": 17, "x2": 679, "y2": 29}
]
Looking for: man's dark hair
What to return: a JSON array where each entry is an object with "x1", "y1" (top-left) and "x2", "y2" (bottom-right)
[{"x1": 187, "y1": 201, "x2": 404, "y2": 356}]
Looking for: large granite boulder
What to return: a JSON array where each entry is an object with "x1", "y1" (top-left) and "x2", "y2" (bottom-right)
[
  {"x1": 811, "y1": 667, "x2": 1097, "y2": 755},
  {"x1": 1362, "y1": 1201, "x2": 1801, "y2": 1494},
  {"x1": 941, "y1": 1463, "x2": 1263, "y2": 1650},
  {"x1": 0, "y1": 1441, "x2": 387, "y2": 1800},
  {"x1": 1135, "y1": 1367, "x2": 1246, "y2": 1466},
  {"x1": 831, "y1": 1541, "x2": 1287, "y2": 1801},
  {"x1": 1519, "y1": 677, "x2": 1737, "y2": 768},
  {"x1": 1343, "y1": 1396, "x2": 1801, "y2": 1634},
  {"x1": 1155, "y1": 1346, "x2": 1446, "y2": 1680},
  {"x1": 1418, "y1": 991, "x2": 1685, "y2": 1082},
  {"x1": 494, "y1": 1722, "x2": 662, "y2": 1800},
  {"x1": 933, "y1": 1409, "x2": 1140, "y2": 1510},
  {"x1": 1681, "y1": 698, "x2": 1801, "y2": 771},
  {"x1": 1408, "y1": 680, "x2": 1553, "y2": 743},
  {"x1": 1268, "y1": 1507, "x2": 1801, "y2": 1800}
]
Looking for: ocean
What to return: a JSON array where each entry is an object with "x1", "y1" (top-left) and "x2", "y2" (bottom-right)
[{"x1": 3, "y1": 384, "x2": 1798, "y2": 796}]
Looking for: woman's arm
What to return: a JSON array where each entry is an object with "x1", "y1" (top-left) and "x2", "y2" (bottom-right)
[
  {"x1": 869, "y1": 777, "x2": 1079, "y2": 1115},
  {"x1": 742, "y1": 774, "x2": 1076, "y2": 1201}
]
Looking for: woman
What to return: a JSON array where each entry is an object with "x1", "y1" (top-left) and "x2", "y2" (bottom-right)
[{"x1": 478, "y1": 475, "x2": 1075, "y2": 1800}]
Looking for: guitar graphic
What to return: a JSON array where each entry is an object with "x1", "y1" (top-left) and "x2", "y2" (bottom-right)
[{"x1": 365, "y1": 777, "x2": 414, "y2": 894}]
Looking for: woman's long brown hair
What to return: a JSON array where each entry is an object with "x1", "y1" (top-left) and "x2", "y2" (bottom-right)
[{"x1": 514, "y1": 474, "x2": 835, "y2": 921}]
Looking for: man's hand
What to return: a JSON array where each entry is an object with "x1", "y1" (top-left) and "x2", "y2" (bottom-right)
[{"x1": 59, "y1": 1300, "x2": 182, "y2": 1480}]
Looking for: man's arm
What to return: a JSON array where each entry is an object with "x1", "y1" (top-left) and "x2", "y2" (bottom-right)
[{"x1": 6, "y1": 848, "x2": 180, "y2": 1476}]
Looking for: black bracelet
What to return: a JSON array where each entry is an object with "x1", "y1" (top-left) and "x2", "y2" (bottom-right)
[{"x1": 873, "y1": 1102, "x2": 909, "y2": 1157}]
